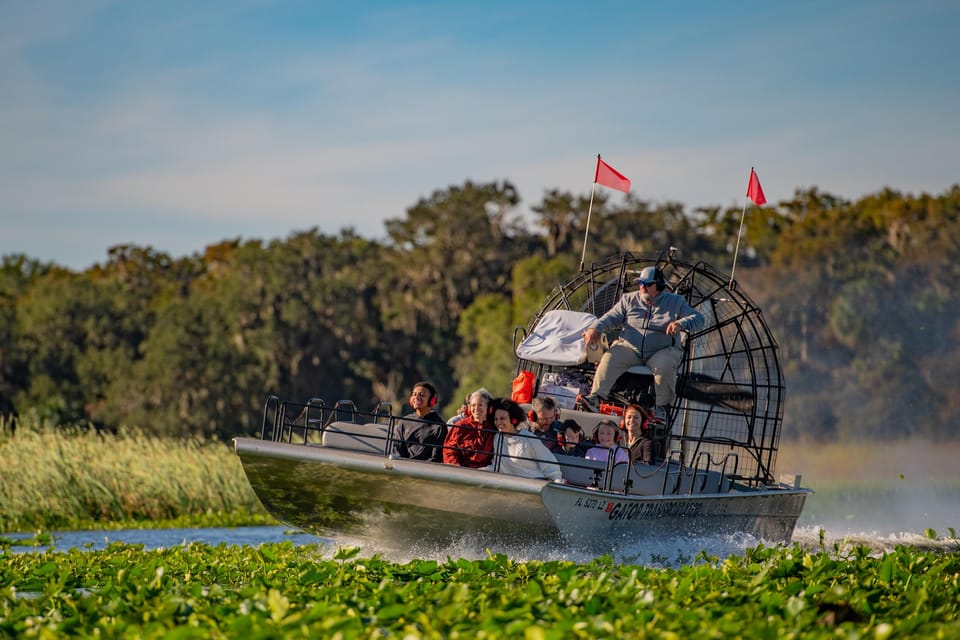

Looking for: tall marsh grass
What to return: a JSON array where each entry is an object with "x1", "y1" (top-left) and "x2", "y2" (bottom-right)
[{"x1": 0, "y1": 417, "x2": 266, "y2": 532}]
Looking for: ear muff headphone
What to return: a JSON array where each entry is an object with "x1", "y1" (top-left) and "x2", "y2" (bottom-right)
[
  {"x1": 655, "y1": 268, "x2": 666, "y2": 290},
  {"x1": 511, "y1": 417, "x2": 521, "y2": 426},
  {"x1": 528, "y1": 410, "x2": 538, "y2": 423}
]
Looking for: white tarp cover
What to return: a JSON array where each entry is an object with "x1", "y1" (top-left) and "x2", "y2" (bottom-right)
[{"x1": 516, "y1": 310, "x2": 599, "y2": 366}]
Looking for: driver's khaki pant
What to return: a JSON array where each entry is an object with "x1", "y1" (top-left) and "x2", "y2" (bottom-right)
[{"x1": 589, "y1": 339, "x2": 683, "y2": 407}]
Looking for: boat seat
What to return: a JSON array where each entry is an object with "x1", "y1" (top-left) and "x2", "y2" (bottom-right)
[
  {"x1": 625, "y1": 365, "x2": 653, "y2": 375},
  {"x1": 555, "y1": 454, "x2": 607, "y2": 487},
  {"x1": 321, "y1": 421, "x2": 391, "y2": 455}
]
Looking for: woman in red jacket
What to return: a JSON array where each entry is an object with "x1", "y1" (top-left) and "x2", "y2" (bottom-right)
[{"x1": 442, "y1": 388, "x2": 495, "y2": 468}]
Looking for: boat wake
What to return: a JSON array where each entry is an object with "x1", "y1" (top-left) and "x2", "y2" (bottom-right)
[
  {"x1": 335, "y1": 530, "x2": 762, "y2": 568},
  {"x1": 332, "y1": 524, "x2": 958, "y2": 568},
  {"x1": 791, "y1": 525, "x2": 959, "y2": 555}
]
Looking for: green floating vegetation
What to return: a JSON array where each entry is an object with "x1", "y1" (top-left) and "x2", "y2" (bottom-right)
[{"x1": 1, "y1": 542, "x2": 959, "y2": 638}]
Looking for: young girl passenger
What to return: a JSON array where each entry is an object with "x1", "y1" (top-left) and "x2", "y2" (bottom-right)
[{"x1": 584, "y1": 419, "x2": 629, "y2": 464}]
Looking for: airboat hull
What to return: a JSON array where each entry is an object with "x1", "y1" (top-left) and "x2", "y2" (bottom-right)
[
  {"x1": 235, "y1": 437, "x2": 809, "y2": 551},
  {"x1": 540, "y1": 482, "x2": 808, "y2": 545}
]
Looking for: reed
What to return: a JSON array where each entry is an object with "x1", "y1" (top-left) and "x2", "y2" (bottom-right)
[{"x1": 0, "y1": 417, "x2": 267, "y2": 532}]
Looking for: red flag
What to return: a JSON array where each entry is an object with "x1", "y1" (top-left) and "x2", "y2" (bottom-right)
[
  {"x1": 746, "y1": 168, "x2": 766, "y2": 206},
  {"x1": 595, "y1": 156, "x2": 631, "y2": 193}
]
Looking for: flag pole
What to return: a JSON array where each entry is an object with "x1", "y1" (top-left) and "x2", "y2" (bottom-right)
[
  {"x1": 579, "y1": 155, "x2": 601, "y2": 272},
  {"x1": 579, "y1": 184, "x2": 597, "y2": 272},
  {"x1": 729, "y1": 167, "x2": 752, "y2": 286}
]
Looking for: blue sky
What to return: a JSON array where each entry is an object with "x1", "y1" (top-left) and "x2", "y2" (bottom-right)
[{"x1": 2, "y1": 0, "x2": 958, "y2": 271}]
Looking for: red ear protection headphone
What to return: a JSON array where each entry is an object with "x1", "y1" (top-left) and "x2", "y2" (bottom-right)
[
  {"x1": 412, "y1": 381, "x2": 439, "y2": 409},
  {"x1": 528, "y1": 410, "x2": 538, "y2": 423}
]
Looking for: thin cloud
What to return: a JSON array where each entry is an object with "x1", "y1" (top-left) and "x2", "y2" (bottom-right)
[{"x1": 2, "y1": 1, "x2": 958, "y2": 270}]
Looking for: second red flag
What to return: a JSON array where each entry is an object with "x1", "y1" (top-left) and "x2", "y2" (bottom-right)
[
  {"x1": 595, "y1": 157, "x2": 631, "y2": 193},
  {"x1": 746, "y1": 168, "x2": 766, "y2": 206}
]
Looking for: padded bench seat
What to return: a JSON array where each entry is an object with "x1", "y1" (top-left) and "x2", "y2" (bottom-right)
[{"x1": 321, "y1": 421, "x2": 391, "y2": 455}]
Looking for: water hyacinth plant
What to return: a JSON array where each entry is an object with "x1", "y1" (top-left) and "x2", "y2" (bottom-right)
[{"x1": 1, "y1": 541, "x2": 959, "y2": 638}]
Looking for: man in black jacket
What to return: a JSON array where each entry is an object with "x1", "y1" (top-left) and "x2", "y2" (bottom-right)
[{"x1": 392, "y1": 381, "x2": 447, "y2": 462}]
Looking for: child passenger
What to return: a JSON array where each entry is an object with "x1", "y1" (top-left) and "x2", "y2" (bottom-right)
[
  {"x1": 585, "y1": 419, "x2": 629, "y2": 464},
  {"x1": 485, "y1": 398, "x2": 563, "y2": 482},
  {"x1": 553, "y1": 419, "x2": 591, "y2": 457}
]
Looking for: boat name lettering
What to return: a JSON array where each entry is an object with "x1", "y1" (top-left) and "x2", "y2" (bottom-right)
[{"x1": 606, "y1": 501, "x2": 704, "y2": 521}]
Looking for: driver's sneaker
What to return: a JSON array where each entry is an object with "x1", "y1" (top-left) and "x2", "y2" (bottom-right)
[
  {"x1": 652, "y1": 405, "x2": 669, "y2": 422},
  {"x1": 577, "y1": 394, "x2": 601, "y2": 413}
]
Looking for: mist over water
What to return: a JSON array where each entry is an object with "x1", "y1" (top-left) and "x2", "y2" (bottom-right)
[{"x1": 779, "y1": 438, "x2": 959, "y2": 540}]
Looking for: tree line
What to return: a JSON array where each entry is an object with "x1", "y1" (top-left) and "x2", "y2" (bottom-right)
[{"x1": 2, "y1": 181, "x2": 958, "y2": 441}]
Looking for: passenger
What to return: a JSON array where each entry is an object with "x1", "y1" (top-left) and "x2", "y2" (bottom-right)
[
  {"x1": 485, "y1": 398, "x2": 562, "y2": 481},
  {"x1": 442, "y1": 388, "x2": 495, "y2": 468},
  {"x1": 554, "y1": 419, "x2": 591, "y2": 457},
  {"x1": 584, "y1": 419, "x2": 629, "y2": 464},
  {"x1": 391, "y1": 381, "x2": 447, "y2": 462},
  {"x1": 578, "y1": 265, "x2": 705, "y2": 422},
  {"x1": 446, "y1": 393, "x2": 470, "y2": 424},
  {"x1": 622, "y1": 403, "x2": 654, "y2": 465},
  {"x1": 529, "y1": 396, "x2": 562, "y2": 450}
]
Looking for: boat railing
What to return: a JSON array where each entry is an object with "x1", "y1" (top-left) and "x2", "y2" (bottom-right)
[
  {"x1": 663, "y1": 449, "x2": 685, "y2": 494},
  {"x1": 371, "y1": 402, "x2": 393, "y2": 424},
  {"x1": 259, "y1": 398, "x2": 402, "y2": 447},
  {"x1": 260, "y1": 395, "x2": 282, "y2": 440},
  {"x1": 657, "y1": 449, "x2": 741, "y2": 495},
  {"x1": 258, "y1": 397, "x2": 745, "y2": 494}
]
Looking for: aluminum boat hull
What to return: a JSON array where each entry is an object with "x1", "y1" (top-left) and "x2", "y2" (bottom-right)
[{"x1": 235, "y1": 437, "x2": 809, "y2": 552}]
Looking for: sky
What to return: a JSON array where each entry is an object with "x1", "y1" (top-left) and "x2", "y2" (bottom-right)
[{"x1": 2, "y1": 0, "x2": 958, "y2": 271}]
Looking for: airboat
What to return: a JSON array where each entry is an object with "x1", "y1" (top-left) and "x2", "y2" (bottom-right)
[{"x1": 234, "y1": 251, "x2": 810, "y2": 552}]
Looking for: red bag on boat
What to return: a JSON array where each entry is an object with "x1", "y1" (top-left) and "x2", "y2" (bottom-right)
[
  {"x1": 511, "y1": 370, "x2": 535, "y2": 403},
  {"x1": 599, "y1": 403, "x2": 624, "y2": 417}
]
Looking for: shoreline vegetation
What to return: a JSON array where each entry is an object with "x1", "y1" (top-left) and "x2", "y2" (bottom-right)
[{"x1": 3, "y1": 418, "x2": 960, "y2": 537}]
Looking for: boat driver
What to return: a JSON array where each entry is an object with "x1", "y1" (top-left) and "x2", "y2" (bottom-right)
[{"x1": 578, "y1": 266, "x2": 704, "y2": 422}]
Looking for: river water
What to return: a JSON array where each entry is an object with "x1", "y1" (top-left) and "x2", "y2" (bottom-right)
[
  {"x1": 4, "y1": 525, "x2": 326, "y2": 553},
  {"x1": 5, "y1": 519, "x2": 957, "y2": 566},
  {"x1": 6, "y1": 485, "x2": 958, "y2": 562}
]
